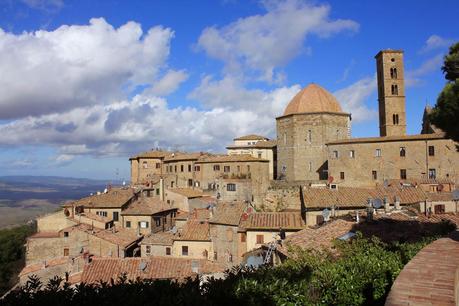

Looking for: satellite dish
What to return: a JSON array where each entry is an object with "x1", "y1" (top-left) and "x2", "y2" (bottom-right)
[
  {"x1": 322, "y1": 208, "x2": 330, "y2": 222},
  {"x1": 453, "y1": 189, "x2": 459, "y2": 201},
  {"x1": 373, "y1": 198, "x2": 383, "y2": 209},
  {"x1": 138, "y1": 261, "x2": 147, "y2": 271}
]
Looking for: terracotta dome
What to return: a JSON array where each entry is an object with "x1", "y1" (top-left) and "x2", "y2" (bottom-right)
[{"x1": 283, "y1": 83, "x2": 343, "y2": 116}]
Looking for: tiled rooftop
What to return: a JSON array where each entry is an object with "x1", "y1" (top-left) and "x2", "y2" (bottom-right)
[
  {"x1": 62, "y1": 224, "x2": 141, "y2": 248},
  {"x1": 302, "y1": 185, "x2": 427, "y2": 208},
  {"x1": 242, "y1": 212, "x2": 305, "y2": 230},
  {"x1": 81, "y1": 257, "x2": 225, "y2": 284},
  {"x1": 163, "y1": 152, "x2": 209, "y2": 162},
  {"x1": 386, "y1": 236, "x2": 459, "y2": 306},
  {"x1": 210, "y1": 202, "x2": 246, "y2": 226},
  {"x1": 167, "y1": 188, "x2": 203, "y2": 198},
  {"x1": 327, "y1": 132, "x2": 445, "y2": 145},
  {"x1": 29, "y1": 232, "x2": 60, "y2": 238},
  {"x1": 141, "y1": 232, "x2": 174, "y2": 246},
  {"x1": 233, "y1": 134, "x2": 268, "y2": 141},
  {"x1": 129, "y1": 150, "x2": 170, "y2": 160},
  {"x1": 176, "y1": 220, "x2": 210, "y2": 241},
  {"x1": 67, "y1": 188, "x2": 135, "y2": 209},
  {"x1": 121, "y1": 197, "x2": 175, "y2": 216},
  {"x1": 19, "y1": 257, "x2": 70, "y2": 277}
]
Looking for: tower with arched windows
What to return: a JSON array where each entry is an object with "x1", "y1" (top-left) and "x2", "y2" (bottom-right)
[{"x1": 375, "y1": 50, "x2": 406, "y2": 137}]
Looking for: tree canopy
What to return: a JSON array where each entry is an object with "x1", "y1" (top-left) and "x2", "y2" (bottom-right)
[{"x1": 429, "y1": 42, "x2": 459, "y2": 142}]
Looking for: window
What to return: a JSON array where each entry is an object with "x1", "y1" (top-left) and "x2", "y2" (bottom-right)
[
  {"x1": 213, "y1": 165, "x2": 220, "y2": 171},
  {"x1": 399, "y1": 147, "x2": 406, "y2": 157},
  {"x1": 142, "y1": 161, "x2": 148, "y2": 169},
  {"x1": 155, "y1": 218, "x2": 161, "y2": 226},
  {"x1": 256, "y1": 235, "x2": 264, "y2": 244},
  {"x1": 307, "y1": 130, "x2": 312, "y2": 143},
  {"x1": 63, "y1": 248, "x2": 69, "y2": 256},
  {"x1": 113, "y1": 212, "x2": 119, "y2": 222},
  {"x1": 308, "y1": 161, "x2": 312, "y2": 172},
  {"x1": 428, "y1": 146, "x2": 435, "y2": 156},
  {"x1": 434, "y1": 204, "x2": 445, "y2": 214},
  {"x1": 166, "y1": 247, "x2": 171, "y2": 255},
  {"x1": 156, "y1": 189, "x2": 160, "y2": 196},
  {"x1": 340, "y1": 172, "x2": 345, "y2": 180},
  {"x1": 240, "y1": 233, "x2": 246, "y2": 242},
  {"x1": 171, "y1": 181, "x2": 174, "y2": 188},
  {"x1": 174, "y1": 165, "x2": 177, "y2": 172},
  {"x1": 226, "y1": 229, "x2": 233, "y2": 242},
  {"x1": 390, "y1": 67, "x2": 397, "y2": 79},
  {"x1": 194, "y1": 165, "x2": 200, "y2": 171},
  {"x1": 180, "y1": 165, "x2": 184, "y2": 172},
  {"x1": 257, "y1": 153, "x2": 262, "y2": 158},
  {"x1": 182, "y1": 246, "x2": 188, "y2": 256},
  {"x1": 372, "y1": 170, "x2": 378, "y2": 180},
  {"x1": 349, "y1": 150, "x2": 355, "y2": 158},
  {"x1": 227, "y1": 183, "x2": 236, "y2": 191},
  {"x1": 126, "y1": 221, "x2": 131, "y2": 228},
  {"x1": 63, "y1": 231, "x2": 69, "y2": 237},
  {"x1": 393, "y1": 114, "x2": 399, "y2": 125},
  {"x1": 247, "y1": 165, "x2": 251, "y2": 172},
  {"x1": 203, "y1": 250, "x2": 208, "y2": 258},
  {"x1": 332, "y1": 150, "x2": 339, "y2": 159},
  {"x1": 428, "y1": 168, "x2": 436, "y2": 179},
  {"x1": 146, "y1": 245, "x2": 151, "y2": 254},
  {"x1": 224, "y1": 166, "x2": 230, "y2": 172},
  {"x1": 155, "y1": 163, "x2": 161, "y2": 169},
  {"x1": 375, "y1": 149, "x2": 382, "y2": 157},
  {"x1": 188, "y1": 164, "x2": 192, "y2": 172},
  {"x1": 391, "y1": 84, "x2": 398, "y2": 95},
  {"x1": 400, "y1": 169, "x2": 407, "y2": 180},
  {"x1": 188, "y1": 179, "x2": 193, "y2": 187},
  {"x1": 139, "y1": 221, "x2": 149, "y2": 229},
  {"x1": 283, "y1": 132, "x2": 287, "y2": 145},
  {"x1": 237, "y1": 165, "x2": 240, "y2": 172},
  {"x1": 96, "y1": 211, "x2": 107, "y2": 217},
  {"x1": 214, "y1": 252, "x2": 218, "y2": 260}
]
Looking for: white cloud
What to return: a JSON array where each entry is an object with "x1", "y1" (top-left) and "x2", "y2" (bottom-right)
[
  {"x1": 147, "y1": 69, "x2": 189, "y2": 96},
  {"x1": 0, "y1": 18, "x2": 177, "y2": 120},
  {"x1": 334, "y1": 76, "x2": 377, "y2": 122},
  {"x1": 196, "y1": 0, "x2": 358, "y2": 82},
  {"x1": 21, "y1": 0, "x2": 64, "y2": 11},
  {"x1": 420, "y1": 35, "x2": 455, "y2": 53},
  {"x1": 406, "y1": 53, "x2": 443, "y2": 86}
]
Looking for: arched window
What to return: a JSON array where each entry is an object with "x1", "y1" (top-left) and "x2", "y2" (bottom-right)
[
  {"x1": 283, "y1": 132, "x2": 287, "y2": 145},
  {"x1": 390, "y1": 67, "x2": 398, "y2": 79},
  {"x1": 391, "y1": 84, "x2": 398, "y2": 95},
  {"x1": 392, "y1": 114, "x2": 399, "y2": 125}
]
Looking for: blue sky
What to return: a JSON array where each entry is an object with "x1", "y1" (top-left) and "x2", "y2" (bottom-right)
[{"x1": 0, "y1": 0, "x2": 457, "y2": 180}]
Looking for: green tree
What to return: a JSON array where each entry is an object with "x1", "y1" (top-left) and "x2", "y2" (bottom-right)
[{"x1": 429, "y1": 42, "x2": 459, "y2": 142}]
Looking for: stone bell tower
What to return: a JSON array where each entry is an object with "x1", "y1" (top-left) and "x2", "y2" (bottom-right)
[{"x1": 375, "y1": 50, "x2": 406, "y2": 137}]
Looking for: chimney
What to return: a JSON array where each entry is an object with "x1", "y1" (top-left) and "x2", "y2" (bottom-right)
[
  {"x1": 394, "y1": 196, "x2": 401, "y2": 210},
  {"x1": 384, "y1": 196, "x2": 390, "y2": 213}
]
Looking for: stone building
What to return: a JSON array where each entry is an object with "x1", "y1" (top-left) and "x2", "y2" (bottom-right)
[
  {"x1": 227, "y1": 134, "x2": 277, "y2": 179},
  {"x1": 327, "y1": 50, "x2": 459, "y2": 187},
  {"x1": 276, "y1": 84, "x2": 351, "y2": 181},
  {"x1": 120, "y1": 196, "x2": 177, "y2": 235},
  {"x1": 129, "y1": 150, "x2": 169, "y2": 185}
]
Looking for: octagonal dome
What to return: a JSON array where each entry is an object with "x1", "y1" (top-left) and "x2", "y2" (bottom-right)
[{"x1": 283, "y1": 83, "x2": 343, "y2": 116}]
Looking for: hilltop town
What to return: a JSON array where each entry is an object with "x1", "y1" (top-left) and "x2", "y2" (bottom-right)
[{"x1": 15, "y1": 49, "x2": 459, "y2": 301}]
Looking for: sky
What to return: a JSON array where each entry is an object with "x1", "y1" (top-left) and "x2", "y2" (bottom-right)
[{"x1": 0, "y1": 0, "x2": 457, "y2": 181}]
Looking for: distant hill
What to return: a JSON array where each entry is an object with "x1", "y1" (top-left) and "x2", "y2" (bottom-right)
[{"x1": 0, "y1": 176, "x2": 126, "y2": 228}]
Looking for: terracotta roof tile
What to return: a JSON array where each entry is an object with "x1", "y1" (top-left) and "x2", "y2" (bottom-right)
[
  {"x1": 227, "y1": 140, "x2": 277, "y2": 149},
  {"x1": 29, "y1": 232, "x2": 60, "y2": 238},
  {"x1": 244, "y1": 212, "x2": 305, "y2": 230},
  {"x1": 167, "y1": 188, "x2": 203, "y2": 198},
  {"x1": 209, "y1": 202, "x2": 246, "y2": 226},
  {"x1": 79, "y1": 212, "x2": 111, "y2": 223},
  {"x1": 69, "y1": 188, "x2": 135, "y2": 209},
  {"x1": 129, "y1": 150, "x2": 170, "y2": 160},
  {"x1": 141, "y1": 232, "x2": 174, "y2": 246},
  {"x1": 121, "y1": 197, "x2": 175, "y2": 216},
  {"x1": 278, "y1": 219, "x2": 355, "y2": 256},
  {"x1": 63, "y1": 224, "x2": 141, "y2": 248},
  {"x1": 81, "y1": 257, "x2": 225, "y2": 284},
  {"x1": 386, "y1": 237, "x2": 459, "y2": 306},
  {"x1": 302, "y1": 185, "x2": 427, "y2": 208},
  {"x1": 163, "y1": 152, "x2": 210, "y2": 162},
  {"x1": 19, "y1": 257, "x2": 70, "y2": 277},
  {"x1": 176, "y1": 220, "x2": 210, "y2": 241}
]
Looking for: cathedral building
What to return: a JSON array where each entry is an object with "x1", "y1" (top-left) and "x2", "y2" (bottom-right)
[{"x1": 277, "y1": 50, "x2": 459, "y2": 187}]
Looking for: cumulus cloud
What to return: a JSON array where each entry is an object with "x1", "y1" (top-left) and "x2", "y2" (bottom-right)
[
  {"x1": 196, "y1": 0, "x2": 358, "y2": 82},
  {"x1": 420, "y1": 35, "x2": 455, "y2": 53},
  {"x1": 334, "y1": 76, "x2": 377, "y2": 122},
  {"x1": 406, "y1": 53, "x2": 443, "y2": 86},
  {"x1": 146, "y1": 69, "x2": 189, "y2": 96},
  {"x1": 0, "y1": 18, "x2": 176, "y2": 120}
]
